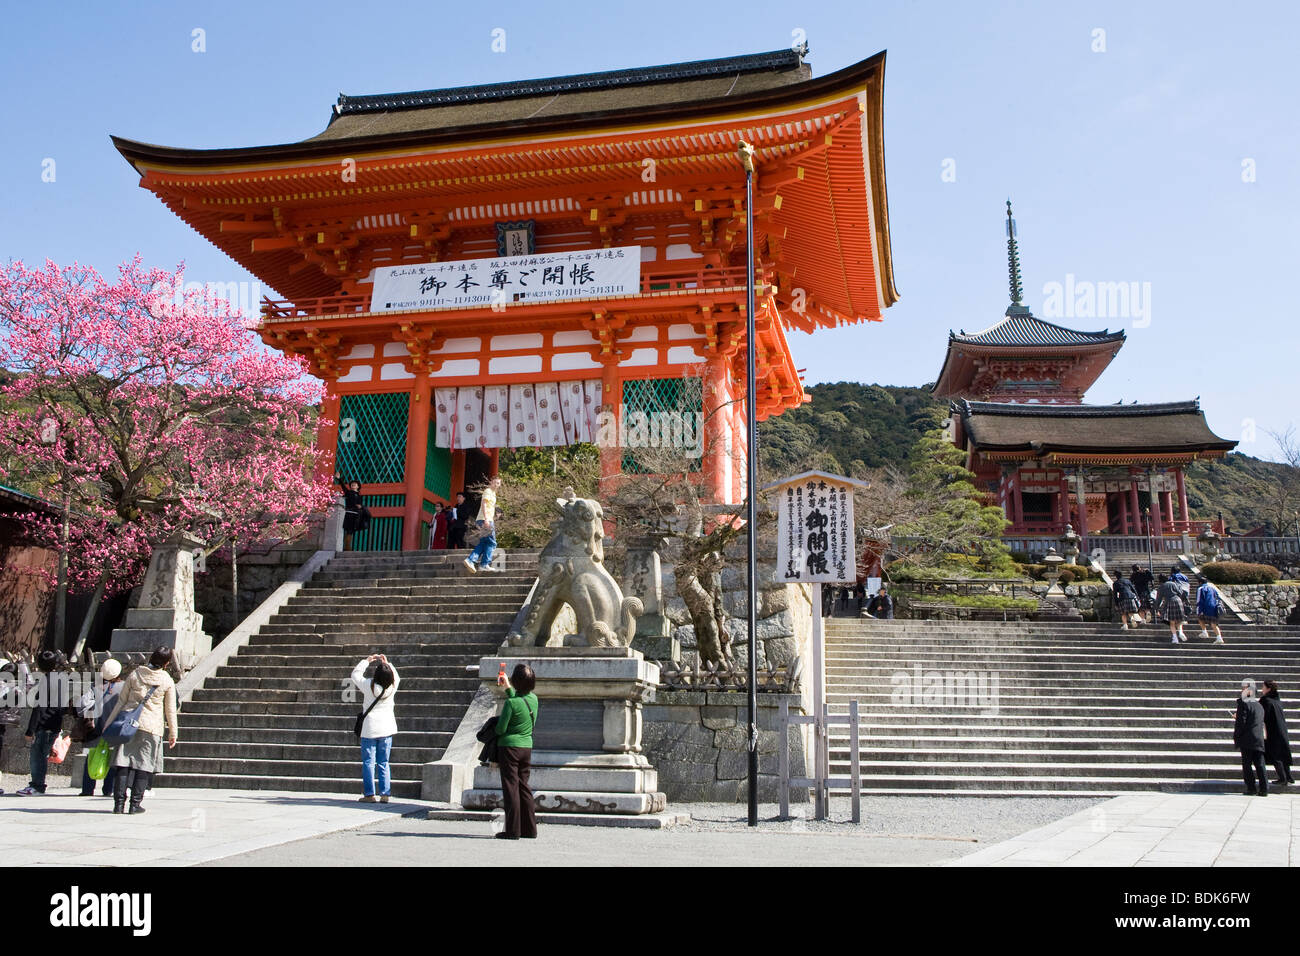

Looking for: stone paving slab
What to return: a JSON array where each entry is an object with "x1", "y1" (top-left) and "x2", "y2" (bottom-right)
[
  {"x1": 0, "y1": 787, "x2": 434, "y2": 867},
  {"x1": 948, "y1": 792, "x2": 1298, "y2": 867}
]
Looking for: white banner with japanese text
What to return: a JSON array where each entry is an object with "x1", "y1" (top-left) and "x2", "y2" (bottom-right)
[
  {"x1": 368, "y1": 246, "x2": 641, "y2": 313},
  {"x1": 775, "y1": 476, "x2": 858, "y2": 584}
]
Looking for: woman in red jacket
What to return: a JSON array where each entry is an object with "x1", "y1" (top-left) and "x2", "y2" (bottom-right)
[{"x1": 429, "y1": 502, "x2": 449, "y2": 550}]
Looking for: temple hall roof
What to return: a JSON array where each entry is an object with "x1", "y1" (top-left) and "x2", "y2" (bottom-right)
[
  {"x1": 315, "y1": 49, "x2": 811, "y2": 141},
  {"x1": 954, "y1": 399, "x2": 1238, "y2": 458}
]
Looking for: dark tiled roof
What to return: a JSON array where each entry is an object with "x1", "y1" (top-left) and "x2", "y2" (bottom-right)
[
  {"x1": 955, "y1": 400, "x2": 1238, "y2": 454},
  {"x1": 313, "y1": 48, "x2": 810, "y2": 142},
  {"x1": 333, "y1": 49, "x2": 804, "y2": 115},
  {"x1": 950, "y1": 310, "x2": 1125, "y2": 348}
]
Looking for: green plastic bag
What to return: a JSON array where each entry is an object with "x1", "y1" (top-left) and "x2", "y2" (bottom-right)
[{"x1": 86, "y1": 739, "x2": 112, "y2": 781}]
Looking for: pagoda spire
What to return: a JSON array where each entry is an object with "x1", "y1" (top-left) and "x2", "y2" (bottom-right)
[{"x1": 1005, "y1": 199, "x2": 1026, "y2": 312}]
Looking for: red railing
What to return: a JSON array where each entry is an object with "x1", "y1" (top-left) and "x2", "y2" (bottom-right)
[{"x1": 260, "y1": 264, "x2": 754, "y2": 322}]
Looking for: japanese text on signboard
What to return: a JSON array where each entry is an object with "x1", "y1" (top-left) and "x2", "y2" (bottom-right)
[
  {"x1": 368, "y1": 246, "x2": 641, "y2": 313},
  {"x1": 775, "y1": 478, "x2": 857, "y2": 584}
]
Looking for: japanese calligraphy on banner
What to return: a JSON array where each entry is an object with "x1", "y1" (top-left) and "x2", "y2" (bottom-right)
[
  {"x1": 766, "y1": 471, "x2": 864, "y2": 585},
  {"x1": 368, "y1": 246, "x2": 641, "y2": 313}
]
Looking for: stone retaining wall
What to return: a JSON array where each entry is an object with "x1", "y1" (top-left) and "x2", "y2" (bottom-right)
[
  {"x1": 1220, "y1": 584, "x2": 1300, "y2": 625},
  {"x1": 642, "y1": 691, "x2": 808, "y2": 802}
]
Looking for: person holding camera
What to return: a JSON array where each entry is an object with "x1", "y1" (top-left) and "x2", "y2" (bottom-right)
[
  {"x1": 351, "y1": 653, "x2": 399, "y2": 803},
  {"x1": 494, "y1": 663, "x2": 538, "y2": 840}
]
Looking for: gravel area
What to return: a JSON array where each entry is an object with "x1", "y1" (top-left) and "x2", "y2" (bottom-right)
[{"x1": 678, "y1": 796, "x2": 1105, "y2": 842}]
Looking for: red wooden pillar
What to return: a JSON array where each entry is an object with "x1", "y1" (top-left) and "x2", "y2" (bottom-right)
[
  {"x1": 1011, "y1": 468, "x2": 1024, "y2": 528},
  {"x1": 1128, "y1": 471, "x2": 1142, "y2": 536},
  {"x1": 1117, "y1": 488, "x2": 1129, "y2": 535},
  {"x1": 598, "y1": 358, "x2": 622, "y2": 494},
  {"x1": 1148, "y1": 472, "x2": 1164, "y2": 542},
  {"x1": 1175, "y1": 468, "x2": 1189, "y2": 528},
  {"x1": 316, "y1": 386, "x2": 341, "y2": 485},
  {"x1": 401, "y1": 374, "x2": 431, "y2": 550},
  {"x1": 703, "y1": 355, "x2": 730, "y2": 505},
  {"x1": 1057, "y1": 474, "x2": 1070, "y2": 530}
]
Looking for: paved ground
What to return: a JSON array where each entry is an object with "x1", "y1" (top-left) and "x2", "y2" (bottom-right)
[
  {"x1": 949, "y1": 792, "x2": 1300, "y2": 867},
  {"x1": 4, "y1": 773, "x2": 1296, "y2": 867},
  {"x1": 0, "y1": 776, "x2": 431, "y2": 867},
  {"x1": 206, "y1": 796, "x2": 1104, "y2": 867}
]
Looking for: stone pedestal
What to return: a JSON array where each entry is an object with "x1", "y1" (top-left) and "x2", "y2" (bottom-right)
[
  {"x1": 461, "y1": 646, "x2": 668, "y2": 816},
  {"x1": 110, "y1": 531, "x2": 212, "y2": 667}
]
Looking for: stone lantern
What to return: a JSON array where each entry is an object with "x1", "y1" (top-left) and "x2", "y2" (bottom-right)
[
  {"x1": 1198, "y1": 528, "x2": 1222, "y2": 564},
  {"x1": 1059, "y1": 524, "x2": 1081, "y2": 566},
  {"x1": 1043, "y1": 546, "x2": 1067, "y2": 596}
]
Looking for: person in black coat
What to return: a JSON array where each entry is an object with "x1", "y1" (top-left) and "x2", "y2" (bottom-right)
[
  {"x1": 446, "y1": 492, "x2": 469, "y2": 550},
  {"x1": 1260, "y1": 680, "x2": 1294, "y2": 786},
  {"x1": 18, "y1": 650, "x2": 69, "y2": 796},
  {"x1": 1233, "y1": 678, "x2": 1268, "y2": 796},
  {"x1": 336, "y1": 476, "x2": 364, "y2": 550}
]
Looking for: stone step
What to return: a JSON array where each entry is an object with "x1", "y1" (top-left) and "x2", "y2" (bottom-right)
[
  {"x1": 181, "y1": 725, "x2": 450, "y2": 747},
  {"x1": 219, "y1": 663, "x2": 475, "y2": 679},
  {"x1": 236, "y1": 641, "x2": 495, "y2": 656},
  {"x1": 175, "y1": 741, "x2": 444, "y2": 763},
  {"x1": 181, "y1": 713, "x2": 461, "y2": 734},
  {"x1": 181, "y1": 700, "x2": 467, "y2": 717},
  {"x1": 191, "y1": 687, "x2": 470, "y2": 704},
  {"x1": 200, "y1": 676, "x2": 480, "y2": 692},
  {"x1": 242, "y1": 632, "x2": 506, "y2": 645},
  {"x1": 155, "y1": 772, "x2": 424, "y2": 799},
  {"x1": 829, "y1": 733, "x2": 1280, "y2": 749},
  {"x1": 834, "y1": 759, "x2": 1258, "y2": 778},
  {"x1": 279, "y1": 599, "x2": 523, "y2": 612},
  {"x1": 163, "y1": 756, "x2": 428, "y2": 781},
  {"x1": 825, "y1": 777, "x2": 1242, "y2": 795},
  {"x1": 826, "y1": 747, "x2": 1267, "y2": 764},
  {"x1": 825, "y1": 668, "x2": 1300, "y2": 685}
]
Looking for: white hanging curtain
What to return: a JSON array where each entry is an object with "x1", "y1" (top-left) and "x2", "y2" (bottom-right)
[
  {"x1": 509, "y1": 384, "x2": 539, "y2": 448},
  {"x1": 559, "y1": 380, "x2": 589, "y2": 444},
  {"x1": 432, "y1": 379, "x2": 600, "y2": 448},
  {"x1": 455, "y1": 386, "x2": 483, "y2": 450},
  {"x1": 481, "y1": 385, "x2": 510, "y2": 450},
  {"x1": 433, "y1": 387, "x2": 457, "y2": 449},
  {"x1": 534, "y1": 382, "x2": 566, "y2": 447}
]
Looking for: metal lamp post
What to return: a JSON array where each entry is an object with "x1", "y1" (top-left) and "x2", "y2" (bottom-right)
[{"x1": 739, "y1": 140, "x2": 759, "y2": 828}]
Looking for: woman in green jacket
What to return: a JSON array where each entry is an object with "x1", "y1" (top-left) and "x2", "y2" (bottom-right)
[{"x1": 495, "y1": 663, "x2": 538, "y2": 840}]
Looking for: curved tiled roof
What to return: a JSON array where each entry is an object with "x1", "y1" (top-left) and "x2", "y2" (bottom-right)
[
  {"x1": 332, "y1": 49, "x2": 804, "y2": 117},
  {"x1": 950, "y1": 310, "x2": 1125, "y2": 348},
  {"x1": 954, "y1": 399, "x2": 1238, "y2": 454},
  {"x1": 313, "y1": 49, "x2": 812, "y2": 142}
]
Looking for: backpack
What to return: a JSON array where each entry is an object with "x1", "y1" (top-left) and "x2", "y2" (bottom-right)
[{"x1": 1199, "y1": 585, "x2": 1218, "y2": 613}]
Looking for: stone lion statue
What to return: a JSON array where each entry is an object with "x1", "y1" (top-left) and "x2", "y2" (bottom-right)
[{"x1": 508, "y1": 489, "x2": 642, "y2": 647}]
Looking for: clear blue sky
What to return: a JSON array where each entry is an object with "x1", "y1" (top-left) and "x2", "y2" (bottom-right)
[{"x1": 2, "y1": 0, "x2": 1295, "y2": 460}]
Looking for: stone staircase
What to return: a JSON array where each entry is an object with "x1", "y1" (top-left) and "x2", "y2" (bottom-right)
[
  {"x1": 825, "y1": 619, "x2": 1300, "y2": 796},
  {"x1": 161, "y1": 550, "x2": 537, "y2": 798}
]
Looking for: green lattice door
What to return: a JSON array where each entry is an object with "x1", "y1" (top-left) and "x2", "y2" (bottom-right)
[
  {"x1": 621, "y1": 376, "x2": 704, "y2": 474},
  {"x1": 337, "y1": 393, "x2": 409, "y2": 484}
]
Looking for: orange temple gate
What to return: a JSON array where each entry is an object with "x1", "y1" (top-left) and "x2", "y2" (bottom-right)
[{"x1": 115, "y1": 47, "x2": 898, "y2": 549}]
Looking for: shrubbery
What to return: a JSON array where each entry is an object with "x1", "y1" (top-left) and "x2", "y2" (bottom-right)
[{"x1": 1199, "y1": 562, "x2": 1281, "y2": 585}]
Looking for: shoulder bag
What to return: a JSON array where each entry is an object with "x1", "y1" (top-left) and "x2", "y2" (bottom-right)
[
  {"x1": 102, "y1": 681, "x2": 157, "y2": 746},
  {"x1": 354, "y1": 688, "x2": 385, "y2": 738}
]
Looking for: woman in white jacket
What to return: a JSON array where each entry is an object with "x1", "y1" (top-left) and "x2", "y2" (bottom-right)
[{"x1": 351, "y1": 654, "x2": 399, "y2": 803}]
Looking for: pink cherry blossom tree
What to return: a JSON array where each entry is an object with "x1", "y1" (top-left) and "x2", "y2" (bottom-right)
[{"x1": 0, "y1": 257, "x2": 333, "y2": 656}]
